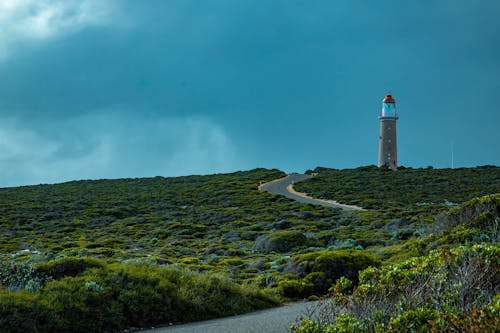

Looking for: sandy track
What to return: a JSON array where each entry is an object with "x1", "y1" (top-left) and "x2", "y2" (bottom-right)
[{"x1": 260, "y1": 174, "x2": 365, "y2": 211}]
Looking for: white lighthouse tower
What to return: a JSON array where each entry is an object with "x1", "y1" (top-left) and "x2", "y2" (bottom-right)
[{"x1": 378, "y1": 94, "x2": 398, "y2": 170}]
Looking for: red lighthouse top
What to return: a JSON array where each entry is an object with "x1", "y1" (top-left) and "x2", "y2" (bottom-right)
[{"x1": 383, "y1": 94, "x2": 395, "y2": 103}]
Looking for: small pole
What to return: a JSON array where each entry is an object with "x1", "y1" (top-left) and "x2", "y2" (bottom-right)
[{"x1": 451, "y1": 141, "x2": 454, "y2": 169}]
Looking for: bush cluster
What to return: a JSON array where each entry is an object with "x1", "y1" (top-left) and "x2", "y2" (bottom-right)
[
  {"x1": 276, "y1": 250, "x2": 378, "y2": 298},
  {"x1": 0, "y1": 168, "x2": 346, "y2": 282},
  {"x1": 0, "y1": 260, "x2": 49, "y2": 292},
  {"x1": 0, "y1": 257, "x2": 278, "y2": 333},
  {"x1": 254, "y1": 231, "x2": 312, "y2": 254},
  {"x1": 291, "y1": 193, "x2": 500, "y2": 333},
  {"x1": 292, "y1": 244, "x2": 500, "y2": 332}
]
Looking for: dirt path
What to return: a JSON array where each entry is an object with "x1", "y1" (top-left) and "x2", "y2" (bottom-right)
[{"x1": 259, "y1": 174, "x2": 365, "y2": 211}]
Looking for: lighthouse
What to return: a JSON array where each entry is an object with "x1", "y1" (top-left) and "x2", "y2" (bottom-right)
[{"x1": 378, "y1": 94, "x2": 398, "y2": 170}]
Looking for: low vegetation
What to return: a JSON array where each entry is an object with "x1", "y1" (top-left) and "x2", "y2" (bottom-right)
[
  {"x1": 299, "y1": 165, "x2": 500, "y2": 210},
  {"x1": 291, "y1": 193, "x2": 500, "y2": 333},
  {"x1": 277, "y1": 250, "x2": 378, "y2": 298},
  {"x1": 0, "y1": 257, "x2": 278, "y2": 333},
  {"x1": 0, "y1": 166, "x2": 498, "y2": 332}
]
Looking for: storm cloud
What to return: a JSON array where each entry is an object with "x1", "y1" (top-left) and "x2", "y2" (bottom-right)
[
  {"x1": 0, "y1": 112, "x2": 240, "y2": 186},
  {"x1": 0, "y1": 0, "x2": 499, "y2": 186}
]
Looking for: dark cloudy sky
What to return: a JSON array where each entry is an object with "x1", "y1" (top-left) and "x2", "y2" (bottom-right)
[{"x1": 0, "y1": 0, "x2": 499, "y2": 187}]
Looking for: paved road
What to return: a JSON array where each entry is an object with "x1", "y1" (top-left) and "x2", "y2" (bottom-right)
[
  {"x1": 139, "y1": 175, "x2": 357, "y2": 333},
  {"x1": 141, "y1": 301, "x2": 317, "y2": 333},
  {"x1": 259, "y1": 174, "x2": 364, "y2": 211}
]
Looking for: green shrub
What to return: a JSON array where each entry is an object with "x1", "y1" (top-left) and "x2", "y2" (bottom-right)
[
  {"x1": 0, "y1": 291, "x2": 49, "y2": 333},
  {"x1": 270, "y1": 220, "x2": 292, "y2": 230},
  {"x1": 0, "y1": 260, "x2": 48, "y2": 291},
  {"x1": 178, "y1": 257, "x2": 200, "y2": 265},
  {"x1": 285, "y1": 250, "x2": 378, "y2": 288},
  {"x1": 303, "y1": 272, "x2": 329, "y2": 295},
  {"x1": 39, "y1": 275, "x2": 125, "y2": 332},
  {"x1": 433, "y1": 194, "x2": 500, "y2": 244},
  {"x1": 105, "y1": 264, "x2": 182, "y2": 327},
  {"x1": 36, "y1": 257, "x2": 103, "y2": 280},
  {"x1": 254, "y1": 231, "x2": 311, "y2": 254},
  {"x1": 178, "y1": 271, "x2": 278, "y2": 320},
  {"x1": 277, "y1": 274, "x2": 312, "y2": 298},
  {"x1": 328, "y1": 238, "x2": 359, "y2": 250},
  {"x1": 423, "y1": 194, "x2": 500, "y2": 252},
  {"x1": 219, "y1": 258, "x2": 246, "y2": 267},
  {"x1": 0, "y1": 258, "x2": 279, "y2": 332},
  {"x1": 431, "y1": 303, "x2": 500, "y2": 332},
  {"x1": 293, "y1": 243, "x2": 500, "y2": 333},
  {"x1": 444, "y1": 194, "x2": 500, "y2": 228},
  {"x1": 389, "y1": 308, "x2": 438, "y2": 333}
]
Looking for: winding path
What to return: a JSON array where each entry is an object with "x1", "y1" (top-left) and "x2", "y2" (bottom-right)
[
  {"x1": 141, "y1": 301, "x2": 317, "y2": 333},
  {"x1": 259, "y1": 174, "x2": 364, "y2": 211},
  {"x1": 141, "y1": 174, "x2": 359, "y2": 333}
]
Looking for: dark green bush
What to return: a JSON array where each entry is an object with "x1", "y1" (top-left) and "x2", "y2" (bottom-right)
[
  {"x1": 302, "y1": 272, "x2": 329, "y2": 295},
  {"x1": 277, "y1": 278, "x2": 312, "y2": 298},
  {"x1": 36, "y1": 256, "x2": 103, "y2": 280},
  {"x1": 0, "y1": 259, "x2": 279, "y2": 333},
  {"x1": 444, "y1": 193, "x2": 500, "y2": 228},
  {"x1": 427, "y1": 194, "x2": 500, "y2": 250},
  {"x1": 39, "y1": 276, "x2": 125, "y2": 332},
  {"x1": 0, "y1": 291, "x2": 50, "y2": 333},
  {"x1": 254, "y1": 231, "x2": 311, "y2": 254},
  {"x1": 286, "y1": 250, "x2": 378, "y2": 284},
  {"x1": 282, "y1": 250, "x2": 378, "y2": 296}
]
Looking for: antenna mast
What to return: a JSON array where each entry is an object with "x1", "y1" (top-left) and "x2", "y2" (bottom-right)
[{"x1": 451, "y1": 141, "x2": 454, "y2": 169}]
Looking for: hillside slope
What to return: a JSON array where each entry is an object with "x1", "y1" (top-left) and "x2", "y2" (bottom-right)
[
  {"x1": 0, "y1": 166, "x2": 498, "y2": 332},
  {"x1": 298, "y1": 165, "x2": 500, "y2": 210}
]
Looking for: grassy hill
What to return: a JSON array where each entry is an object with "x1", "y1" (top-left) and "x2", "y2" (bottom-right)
[
  {"x1": 0, "y1": 166, "x2": 499, "y2": 332},
  {"x1": 0, "y1": 168, "x2": 345, "y2": 275},
  {"x1": 298, "y1": 165, "x2": 500, "y2": 210}
]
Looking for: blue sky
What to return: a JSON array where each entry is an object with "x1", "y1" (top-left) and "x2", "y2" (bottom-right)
[{"x1": 0, "y1": 0, "x2": 499, "y2": 187}]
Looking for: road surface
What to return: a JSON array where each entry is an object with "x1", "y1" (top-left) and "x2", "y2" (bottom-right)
[
  {"x1": 141, "y1": 301, "x2": 317, "y2": 333},
  {"x1": 259, "y1": 174, "x2": 364, "y2": 211}
]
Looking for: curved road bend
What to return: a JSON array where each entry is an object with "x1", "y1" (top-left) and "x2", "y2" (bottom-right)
[
  {"x1": 142, "y1": 301, "x2": 317, "y2": 333},
  {"x1": 259, "y1": 174, "x2": 364, "y2": 211}
]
